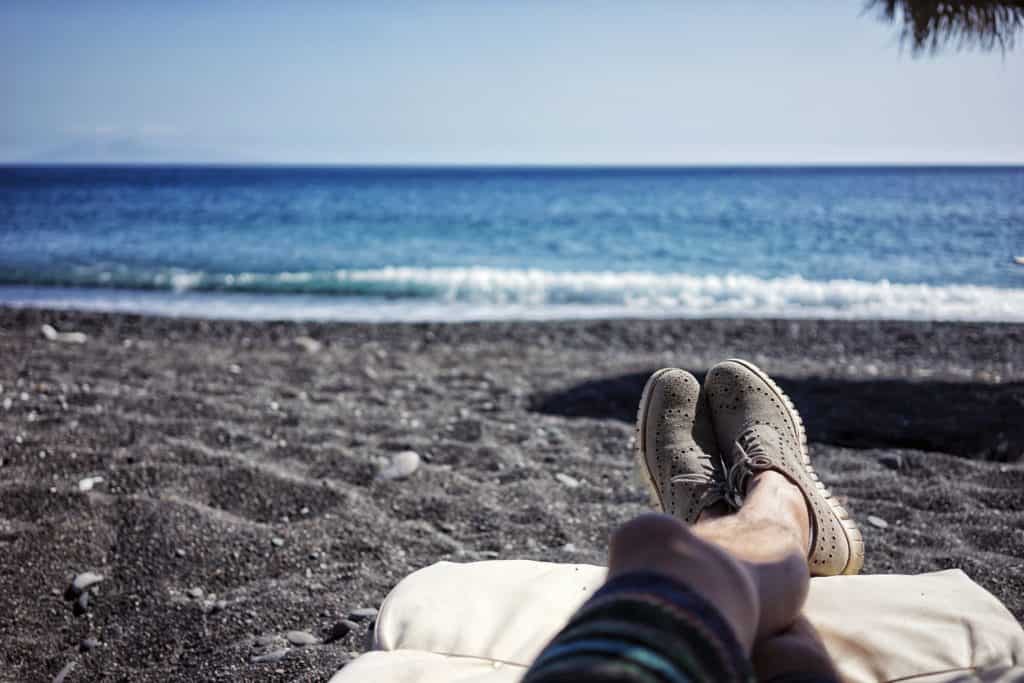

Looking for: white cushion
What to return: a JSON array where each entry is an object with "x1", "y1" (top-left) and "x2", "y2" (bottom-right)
[{"x1": 331, "y1": 561, "x2": 1024, "y2": 683}]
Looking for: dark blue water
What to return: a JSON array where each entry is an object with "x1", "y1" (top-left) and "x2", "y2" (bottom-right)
[{"x1": 1, "y1": 165, "x2": 1022, "y2": 321}]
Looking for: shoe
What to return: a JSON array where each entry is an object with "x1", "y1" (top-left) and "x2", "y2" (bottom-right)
[
  {"x1": 704, "y1": 359, "x2": 864, "y2": 576},
  {"x1": 635, "y1": 368, "x2": 727, "y2": 525}
]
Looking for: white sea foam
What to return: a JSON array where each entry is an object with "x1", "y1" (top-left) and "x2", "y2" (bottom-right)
[
  {"x1": 1, "y1": 267, "x2": 1022, "y2": 322},
  {"x1": 325, "y1": 267, "x2": 1024, "y2": 321}
]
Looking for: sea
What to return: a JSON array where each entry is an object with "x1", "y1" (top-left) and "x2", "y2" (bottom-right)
[{"x1": 1, "y1": 165, "x2": 1022, "y2": 322}]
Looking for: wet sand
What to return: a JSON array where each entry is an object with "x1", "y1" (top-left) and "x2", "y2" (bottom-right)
[{"x1": 1, "y1": 308, "x2": 1022, "y2": 681}]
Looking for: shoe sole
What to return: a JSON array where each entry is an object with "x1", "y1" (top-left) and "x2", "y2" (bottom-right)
[
  {"x1": 724, "y1": 358, "x2": 865, "y2": 575},
  {"x1": 634, "y1": 368, "x2": 679, "y2": 515}
]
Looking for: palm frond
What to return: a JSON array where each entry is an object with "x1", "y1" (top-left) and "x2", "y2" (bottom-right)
[{"x1": 865, "y1": 0, "x2": 1024, "y2": 54}]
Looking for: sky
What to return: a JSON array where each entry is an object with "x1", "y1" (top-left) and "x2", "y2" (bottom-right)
[{"x1": 2, "y1": 1, "x2": 1023, "y2": 165}]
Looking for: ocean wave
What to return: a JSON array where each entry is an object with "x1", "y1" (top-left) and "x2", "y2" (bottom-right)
[{"x1": 1, "y1": 266, "x2": 1023, "y2": 321}]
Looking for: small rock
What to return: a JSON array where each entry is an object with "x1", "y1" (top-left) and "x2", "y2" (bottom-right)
[
  {"x1": 78, "y1": 476, "x2": 103, "y2": 492},
  {"x1": 53, "y1": 661, "x2": 76, "y2": 683},
  {"x1": 212, "y1": 600, "x2": 228, "y2": 613},
  {"x1": 324, "y1": 620, "x2": 358, "y2": 643},
  {"x1": 271, "y1": 537, "x2": 285, "y2": 547},
  {"x1": 41, "y1": 324, "x2": 87, "y2": 344},
  {"x1": 187, "y1": 587, "x2": 204, "y2": 599},
  {"x1": 228, "y1": 363, "x2": 242, "y2": 374},
  {"x1": 878, "y1": 454, "x2": 904, "y2": 471},
  {"x1": 293, "y1": 336, "x2": 323, "y2": 354},
  {"x1": 377, "y1": 451, "x2": 420, "y2": 481},
  {"x1": 175, "y1": 548, "x2": 186, "y2": 558},
  {"x1": 348, "y1": 607, "x2": 378, "y2": 622},
  {"x1": 251, "y1": 648, "x2": 290, "y2": 664},
  {"x1": 555, "y1": 472, "x2": 580, "y2": 488},
  {"x1": 79, "y1": 638, "x2": 100, "y2": 652},
  {"x1": 66, "y1": 572, "x2": 104, "y2": 599},
  {"x1": 561, "y1": 543, "x2": 577, "y2": 553},
  {"x1": 285, "y1": 630, "x2": 319, "y2": 646},
  {"x1": 867, "y1": 515, "x2": 889, "y2": 529}
]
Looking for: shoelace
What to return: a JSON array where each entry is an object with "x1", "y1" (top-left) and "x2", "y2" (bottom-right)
[
  {"x1": 724, "y1": 428, "x2": 776, "y2": 509},
  {"x1": 669, "y1": 451, "x2": 729, "y2": 510}
]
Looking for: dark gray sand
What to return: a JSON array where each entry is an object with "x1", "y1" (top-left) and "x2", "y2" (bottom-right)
[{"x1": 1, "y1": 308, "x2": 1022, "y2": 681}]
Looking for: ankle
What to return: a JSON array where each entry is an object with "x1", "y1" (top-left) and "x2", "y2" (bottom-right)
[{"x1": 744, "y1": 471, "x2": 811, "y2": 551}]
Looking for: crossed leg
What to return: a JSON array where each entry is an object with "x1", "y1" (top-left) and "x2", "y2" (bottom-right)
[{"x1": 608, "y1": 470, "x2": 838, "y2": 680}]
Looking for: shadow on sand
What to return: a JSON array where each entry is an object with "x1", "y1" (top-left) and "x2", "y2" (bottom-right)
[{"x1": 531, "y1": 370, "x2": 1024, "y2": 461}]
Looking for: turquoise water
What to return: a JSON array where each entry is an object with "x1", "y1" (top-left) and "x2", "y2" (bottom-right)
[{"x1": 1, "y1": 165, "x2": 1022, "y2": 321}]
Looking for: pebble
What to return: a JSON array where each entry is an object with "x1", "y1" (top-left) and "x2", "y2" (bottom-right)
[
  {"x1": 867, "y1": 515, "x2": 889, "y2": 529},
  {"x1": 251, "y1": 648, "x2": 290, "y2": 664},
  {"x1": 53, "y1": 661, "x2": 75, "y2": 683},
  {"x1": 66, "y1": 572, "x2": 104, "y2": 599},
  {"x1": 41, "y1": 323, "x2": 88, "y2": 344},
  {"x1": 175, "y1": 548, "x2": 186, "y2": 557},
  {"x1": 293, "y1": 336, "x2": 323, "y2": 354},
  {"x1": 285, "y1": 630, "x2": 319, "y2": 646},
  {"x1": 555, "y1": 472, "x2": 581, "y2": 488},
  {"x1": 79, "y1": 638, "x2": 100, "y2": 652},
  {"x1": 377, "y1": 451, "x2": 420, "y2": 481},
  {"x1": 271, "y1": 537, "x2": 285, "y2": 547},
  {"x1": 561, "y1": 543, "x2": 577, "y2": 553},
  {"x1": 212, "y1": 600, "x2": 228, "y2": 613},
  {"x1": 325, "y1": 620, "x2": 358, "y2": 642},
  {"x1": 348, "y1": 607, "x2": 378, "y2": 622},
  {"x1": 187, "y1": 587, "x2": 204, "y2": 599},
  {"x1": 78, "y1": 476, "x2": 103, "y2": 492}
]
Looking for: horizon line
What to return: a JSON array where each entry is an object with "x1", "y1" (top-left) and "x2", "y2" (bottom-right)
[{"x1": 3, "y1": 161, "x2": 1024, "y2": 169}]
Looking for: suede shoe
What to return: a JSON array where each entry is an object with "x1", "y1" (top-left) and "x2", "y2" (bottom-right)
[
  {"x1": 635, "y1": 368, "x2": 727, "y2": 524},
  {"x1": 704, "y1": 359, "x2": 864, "y2": 576}
]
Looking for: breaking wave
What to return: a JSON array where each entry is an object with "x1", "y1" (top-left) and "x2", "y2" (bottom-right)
[{"x1": 1, "y1": 266, "x2": 1023, "y2": 321}]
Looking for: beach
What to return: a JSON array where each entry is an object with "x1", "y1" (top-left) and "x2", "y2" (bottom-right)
[{"x1": 1, "y1": 307, "x2": 1022, "y2": 681}]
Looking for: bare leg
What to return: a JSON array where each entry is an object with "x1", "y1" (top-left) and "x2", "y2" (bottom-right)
[{"x1": 608, "y1": 470, "x2": 810, "y2": 652}]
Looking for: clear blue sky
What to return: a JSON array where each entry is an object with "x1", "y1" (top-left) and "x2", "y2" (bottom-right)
[{"x1": 3, "y1": 1, "x2": 1022, "y2": 164}]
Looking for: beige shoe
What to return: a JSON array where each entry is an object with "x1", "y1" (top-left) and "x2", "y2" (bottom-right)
[
  {"x1": 635, "y1": 368, "x2": 727, "y2": 524},
  {"x1": 704, "y1": 359, "x2": 864, "y2": 576}
]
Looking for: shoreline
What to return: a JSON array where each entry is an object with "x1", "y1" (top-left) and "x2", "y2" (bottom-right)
[
  {"x1": 2, "y1": 307, "x2": 1021, "y2": 681},
  {"x1": 2, "y1": 269, "x2": 1024, "y2": 324}
]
